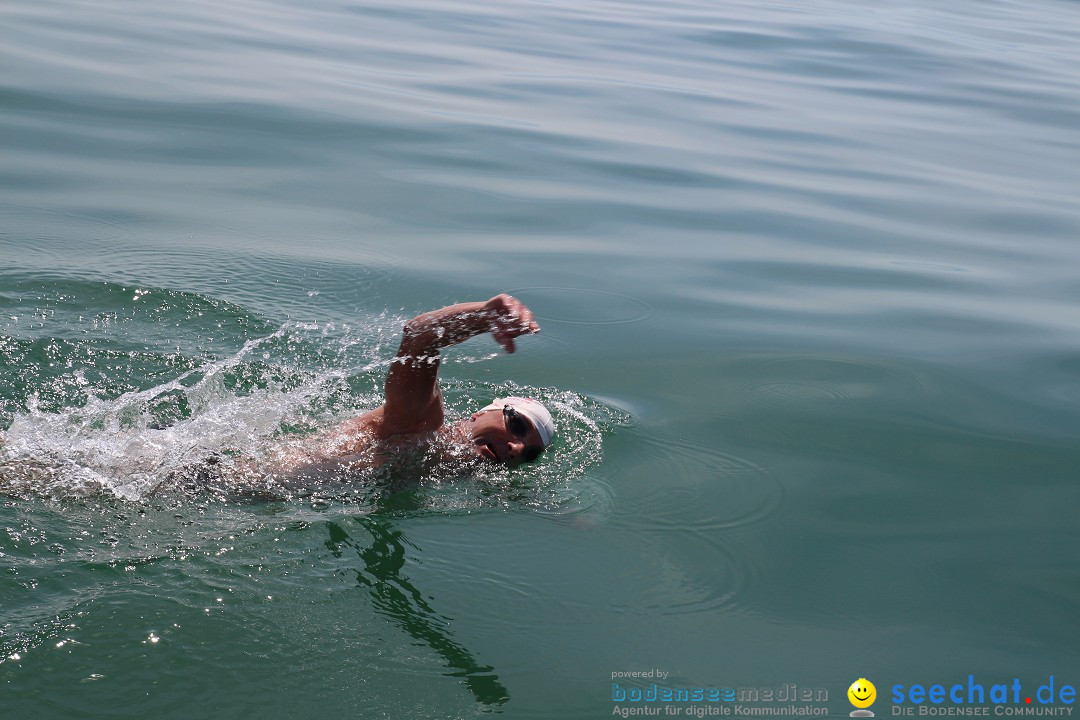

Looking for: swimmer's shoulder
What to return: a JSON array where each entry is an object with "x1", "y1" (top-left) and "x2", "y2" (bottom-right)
[
  {"x1": 313, "y1": 407, "x2": 392, "y2": 459},
  {"x1": 336, "y1": 407, "x2": 384, "y2": 439}
]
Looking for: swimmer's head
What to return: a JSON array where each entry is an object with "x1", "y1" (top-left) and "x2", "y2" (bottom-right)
[{"x1": 467, "y1": 396, "x2": 555, "y2": 466}]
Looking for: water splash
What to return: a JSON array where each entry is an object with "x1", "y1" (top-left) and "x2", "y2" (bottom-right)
[
  {"x1": 1, "y1": 314, "x2": 616, "y2": 513},
  {"x1": 2, "y1": 325, "x2": 332, "y2": 499}
]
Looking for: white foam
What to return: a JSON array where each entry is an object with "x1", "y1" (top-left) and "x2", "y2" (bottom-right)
[{"x1": 0, "y1": 323, "x2": 386, "y2": 499}]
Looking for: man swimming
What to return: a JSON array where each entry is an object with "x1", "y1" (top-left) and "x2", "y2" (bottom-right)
[{"x1": 256, "y1": 293, "x2": 555, "y2": 479}]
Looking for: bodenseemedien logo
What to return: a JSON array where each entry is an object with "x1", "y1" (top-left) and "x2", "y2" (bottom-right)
[{"x1": 849, "y1": 679, "x2": 877, "y2": 718}]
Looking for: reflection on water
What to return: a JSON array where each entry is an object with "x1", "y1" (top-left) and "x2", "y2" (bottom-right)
[{"x1": 325, "y1": 516, "x2": 510, "y2": 706}]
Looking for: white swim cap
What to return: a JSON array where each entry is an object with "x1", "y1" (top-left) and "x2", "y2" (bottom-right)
[{"x1": 479, "y1": 396, "x2": 555, "y2": 449}]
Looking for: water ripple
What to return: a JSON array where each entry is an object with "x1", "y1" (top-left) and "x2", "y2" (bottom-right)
[
  {"x1": 508, "y1": 287, "x2": 652, "y2": 325},
  {"x1": 628, "y1": 434, "x2": 783, "y2": 532},
  {"x1": 734, "y1": 353, "x2": 927, "y2": 415}
]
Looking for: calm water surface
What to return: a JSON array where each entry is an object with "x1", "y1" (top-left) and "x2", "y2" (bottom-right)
[{"x1": 3, "y1": 0, "x2": 1080, "y2": 717}]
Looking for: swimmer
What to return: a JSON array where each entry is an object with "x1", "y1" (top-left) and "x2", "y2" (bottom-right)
[{"x1": 259, "y1": 294, "x2": 555, "y2": 478}]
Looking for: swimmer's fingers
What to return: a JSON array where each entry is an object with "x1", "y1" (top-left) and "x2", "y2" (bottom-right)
[
  {"x1": 485, "y1": 294, "x2": 539, "y2": 339},
  {"x1": 491, "y1": 320, "x2": 522, "y2": 353},
  {"x1": 484, "y1": 294, "x2": 539, "y2": 353},
  {"x1": 494, "y1": 332, "x2": 516, "y2": 354}
]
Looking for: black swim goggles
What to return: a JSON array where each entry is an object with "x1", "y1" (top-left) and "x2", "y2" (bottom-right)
[{"x1": 503, "y1": 405, "x2": 543, "y2": 463}]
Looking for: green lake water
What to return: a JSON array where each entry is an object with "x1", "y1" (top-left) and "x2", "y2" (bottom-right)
[{"x1": 2, "y1": 0, "x2": 1079, "y2": 717}]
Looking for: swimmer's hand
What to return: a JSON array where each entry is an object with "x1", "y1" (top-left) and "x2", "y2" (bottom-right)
[
  {"x1": 483, "y1": 293, "x2": 539, "y2": 354},
  {"x1": 398, "y1": 293, "x2": 539, "y2": 358}
]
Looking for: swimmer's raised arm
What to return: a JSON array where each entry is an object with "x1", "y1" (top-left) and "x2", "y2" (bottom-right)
[
  {"x1": 379, "y1": 294, "x2": 539, "y2": 436},
  {"x1": 400, "y1": 294, "x2": 539, "y2": 356}
]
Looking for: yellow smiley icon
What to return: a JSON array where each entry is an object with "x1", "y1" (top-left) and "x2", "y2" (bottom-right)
[{"x1": 848, "y1": 678, "x2": 877, "y2": 709}]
